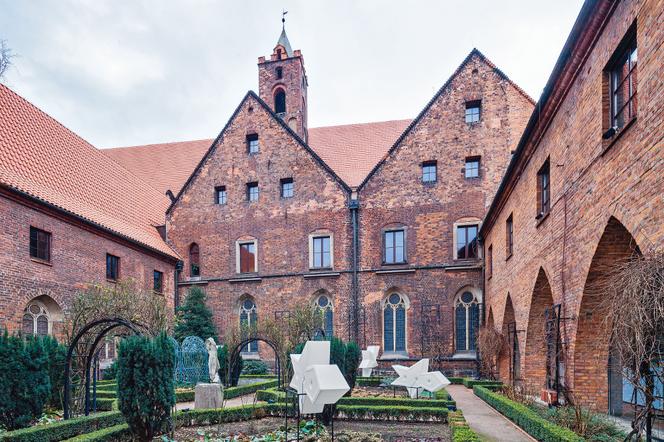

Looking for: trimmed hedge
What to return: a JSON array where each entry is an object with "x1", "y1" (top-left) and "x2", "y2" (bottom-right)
[
  {"x1": 336, "y1": 404, "x2": 447, "y2": 422},
  {"x1": 356, "y1": 376, "x2": 382, "y2": 387},
  {"x1": 238, "y1": 374, "x2": 277, "y2": 379},
  {"x1": 62, "y1": 424, "x2": 131, "y2": 442},
  {"x1": 0, "y1": 411, "x2": 124, "y2": 442},
  {"x1": 448, "y1": 411, "x2": 481, "y2": 442},
  {"x1": 175, "y1": 379, "x2": 279, "y2": 403},
  {"x1": 462, "y1": 378, "x2": 503, "y2": 389},
  {"x1": 448, "y1": 377, "x2": 464, "y2": 384},
  {"x1": 93, "y1": 398, "x2": 116, "y2": 411},
  {"x1": 474, "y1": 386, "x2": 583, "y2": 442}
]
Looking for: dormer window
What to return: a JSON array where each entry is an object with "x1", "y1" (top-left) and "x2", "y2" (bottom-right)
[
  {"x1": 276, "y1": 67, "x2": 283, "y2": 79},
  {"x1": 247, "y1": 134, "x2": 259, "y2": 154},
  {"x1": 274, "y1": 89, "x2": 286, "y2": 114},
  {"x1": 465, "y1": 100, "x2": 481, "y2": 123}
]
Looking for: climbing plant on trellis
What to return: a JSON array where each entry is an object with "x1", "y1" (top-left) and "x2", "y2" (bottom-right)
[{"x1": 175, "y1": 336, "x2": 208, "y2": 385}]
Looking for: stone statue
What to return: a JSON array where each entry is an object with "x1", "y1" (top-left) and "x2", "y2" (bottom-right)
[{"x1": 205, "y1": 337, "x2": 221, "y2": 383}]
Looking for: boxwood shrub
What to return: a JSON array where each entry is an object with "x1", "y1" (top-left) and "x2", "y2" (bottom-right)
[
  {"x1": 174, "y1": 379, "x2": 279, "y2": 403},
  {"x1": 474, "y1": 386, "x2": 583, "y2": 442},
  {"x1": 336, "y1": 405, "x2": 447, "y2": 422},
  {"x1": 448, "y1": 411, "x2": 481, "y2": 442},
  {"x1": 62, "y1": 423, "x2": 131, "y2": 441},
  {"x1": 0, "y1": 411, "x2": 124, "y2": 442},
  {"x1": 462, "y1": 378, "x2": 503, "y2": 389},
  {"x1": 356, "y1": 376, "x2": 382, "y2": 386}
]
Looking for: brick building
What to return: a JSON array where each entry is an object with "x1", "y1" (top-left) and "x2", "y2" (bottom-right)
[
  {"x1": 0, "y1": 85, "x2": 179, "y2": 341},
  {"x1": 111, "y1": 28, "x2": 533, "y2": 374},
  {"x1": 479, "y1": 0, "x2": 663, "y2": 414}
]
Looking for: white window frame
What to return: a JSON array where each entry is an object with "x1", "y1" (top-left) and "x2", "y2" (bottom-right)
[
  {"x1": 236, "y1": 239, "x2": 258, "y2": 274},
  {"x1": 22, "y1": 300, "x2": 52, "y2": 336},
  {"x1": 452, "y1": 219, "x2": 482, "y2": 260},
  {"x1": 308, "y1": 232, "x2": 334, "y2": 270},
  {"x1": 454, "y1": 286, "x2": 483, "y2": 355}
]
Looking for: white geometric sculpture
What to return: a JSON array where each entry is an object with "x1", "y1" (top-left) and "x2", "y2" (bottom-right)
[
  {"x1": 391, "y1": 358, "x2": 450, "y2": 398},
  {"x1": 359, "y1": 345, "x2": 380, "y2": 377},
  {"x1": 289, "y1": 341, "x2": 350, "y2": 414}
]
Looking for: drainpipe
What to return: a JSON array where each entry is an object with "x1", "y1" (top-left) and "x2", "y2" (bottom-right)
[
  {"x1": 478, "y1": 236, "x2": 486, "y2": 376},
  {"x1": 174, "y1": 260, "x2": 183, "y2": 312},
  {"x1": 349, "y1": 194, "x2": 360, "y2": 343}
]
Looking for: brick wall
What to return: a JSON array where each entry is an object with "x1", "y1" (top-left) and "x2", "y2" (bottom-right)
[
  {"x1": 482, "y1": 0, "x2": 663, "y2": 411},
  {"x1": 0, "y1": 192, "x2": 175, "y2": 340}
]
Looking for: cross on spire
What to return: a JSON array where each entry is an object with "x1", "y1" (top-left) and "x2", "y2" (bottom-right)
[{"x1": 282, "y1": 9, "x2": 288, "y2": 28}]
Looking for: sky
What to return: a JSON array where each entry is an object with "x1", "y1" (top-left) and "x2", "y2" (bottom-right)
[{"x1": 0, "y1": 0, "x2": 584, "y2": 148}]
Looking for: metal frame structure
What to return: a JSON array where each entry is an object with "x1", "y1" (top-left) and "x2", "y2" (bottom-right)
[{"x1": 544, "y1": 304, "x2": 562, "y2": 397}]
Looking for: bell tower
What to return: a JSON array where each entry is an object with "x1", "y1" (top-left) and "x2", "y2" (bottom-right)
[{"x1": 258, "y1": 16, "x2": 308, "y2": 141}]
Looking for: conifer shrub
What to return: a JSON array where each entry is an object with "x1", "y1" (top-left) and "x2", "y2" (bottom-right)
[
  {"x1": 173, "y1": 287, "x2": 217, "y2": 342},
  {"x1": 40, "y1": 335, "x2": 67, "y2": 409},
  {"x1": 0, "y1": 331, "x2": 51, "y2": 430},
  {"x1": 344, "y1": 341, "x2": 361, "y2": 391},
  {"x1": 116, "y1": 332, "x2": 175, "y2": 441}
]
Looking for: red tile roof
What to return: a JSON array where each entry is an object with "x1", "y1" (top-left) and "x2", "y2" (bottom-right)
[
  {"x1": 105, "y1": 119, "x2": 412, "y2": 192},
  {"x1": 0, "y1": 84, "x2": 177, "y2": 258}
]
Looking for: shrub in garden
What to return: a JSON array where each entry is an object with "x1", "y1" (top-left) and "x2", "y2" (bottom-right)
[
  {"x1": 117, "y1": 332, "x2": 175, "y2": 441},
  {"x1": 344, "y1": 341, "x2": 361, "y2": 392},
  {"x1": 241, "y1": 359, "x2": 269, "y2": 375},
  {"x1": 0, "y1": 331, "x2": 51, "y2": 430},
  {"x1": 173, "y1": 287, "x2": 217, "y2": 342},
  {"x1": 41, "y1": 335, "x2": 67, "y2": 409},
  {"x1": 217, "y1": 344, "x2": 243, "y2": 386}
]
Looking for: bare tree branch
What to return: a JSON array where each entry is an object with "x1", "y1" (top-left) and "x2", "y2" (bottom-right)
[{"x1": 0, "y1": 40, "x2": 14, "y2": 80}]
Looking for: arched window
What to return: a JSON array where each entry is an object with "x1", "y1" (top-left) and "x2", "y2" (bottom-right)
[
  {"x1": 239, "y1": 297, "x2": 258, "y2": 353},
  {"x1": 383, "y1": 293, "x2": 407, "y2": 353},
  {"x1": 455, "y1": 290, "x2": 480, "y2": 352},
  {"x1": 22, "y1": 301, "x2": 50, "y2": 336},
  {"x1": 313, "y1": 293, "x2": 333, "y2": 338},
  {"x1": 189, "y1": 243, "x2": 200, "y2": 277},
  {"x1": 274, "y1": 89, "x2": 286, "y2": 114}
]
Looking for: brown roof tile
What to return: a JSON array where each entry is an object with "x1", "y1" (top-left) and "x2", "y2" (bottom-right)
[{"x1": 0, "y1": 84, "x2": 177, "y2": 258}]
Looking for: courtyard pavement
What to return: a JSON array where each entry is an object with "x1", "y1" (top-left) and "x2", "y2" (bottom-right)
[{"x1": 447, "y1": 385, "x2": 535, "y2": 442}]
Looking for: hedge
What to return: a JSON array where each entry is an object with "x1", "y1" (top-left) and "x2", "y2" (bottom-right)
[
  {"x1": 336, "y1": 405, "x2": 447, "y2": 422},
  {"x1": 356, "y1": 376, "x2": 382, "y2": 386},
  {"x1": 175, "y1": 379, "x2": 279, "y2": 403},
  {"x1": 93, "y1": 398, "x2": 116, "y2": 411},
  {"x1": 448, "y1": 411, "x2": 481, "y2": 442},
  {"x1": 448, "y1": 377, "x2": 464, "y2": 384},
  {"x1": 474, "y1": 386, "x2": 583, "y2": 442},
  {"x1": 238, "y1": 374, "x2": 277, "y2": 379},
  {"x1": 62, "y1": 424, "x2": 131, "y2": 442},
  {"x1": 0, "y1": 411, "x2": 124, "y2": 442},
  {"x1": 462, "y1": 378, "x2": 503, "y2": 389}
]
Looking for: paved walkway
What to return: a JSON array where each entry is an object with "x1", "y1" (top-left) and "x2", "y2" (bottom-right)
[
  {"x1": 176, "y1": 393, "x2": 258, "y2": 410},
  {"x1": 447, "y1": 385, "x2": 535, "y2": 442}
]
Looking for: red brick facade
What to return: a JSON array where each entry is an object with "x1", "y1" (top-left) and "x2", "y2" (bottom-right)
[{"x1": 480, "y1": 0, "x2": 663, "y2": 413}]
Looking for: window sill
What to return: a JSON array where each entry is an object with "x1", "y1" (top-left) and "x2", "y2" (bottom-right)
[
  {"x1": 379, "y1": 352, "x2": 410, "y2": 361},
  {"x1": 535, "y1": 211, "x2": 550, "y2": 227},
  {"x1": 303, "y1": 271, "x2": 340, "y2": 279},
  {"x1": 452, "y1": 352, "x2": 477, "y2": 360},
  {"x1": 602, "y1": 116, "x2": 636, "y2": 155},
  {"x1": 447, "y1": 260, "x2": 481, "y2": 271},
  {"x1": 375, "y1": 268, "x2": 415, "y2": 275},
  {"x1": 106, "y1": 278, "x2": 119, "y2": 284},
  {"x1": 30, "y1": 257, "x2": 52, "y2": 267}
]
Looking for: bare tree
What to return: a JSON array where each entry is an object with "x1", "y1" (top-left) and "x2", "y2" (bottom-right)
[
  {"x1": 598, "y1": 252, "x2": 664, "y2": 441},
  {"x1": 477, "y1": 325, "x2": 505, "y2": 380},
  {"x1": 0, "y1": 40, "x2": 14, "y2": 80}
]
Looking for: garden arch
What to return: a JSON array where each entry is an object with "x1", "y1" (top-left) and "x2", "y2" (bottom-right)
[
  {"x1": 63, "y1": 317, "x2": 146, "y2": 419},
  {"x1": 226, "y1": 336, "x2": 285, "y2": 389}
]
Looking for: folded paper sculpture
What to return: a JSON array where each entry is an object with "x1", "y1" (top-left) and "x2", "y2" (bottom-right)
[
  {"x1": 358, "y1": 345, "x2": 380, "y2": 377},
  {"x1": 289, "y1": 340, "x2": 350, "y2": 414},
  {"x1": 391, "y1": 358, "x2": 450, "y2": 398}
]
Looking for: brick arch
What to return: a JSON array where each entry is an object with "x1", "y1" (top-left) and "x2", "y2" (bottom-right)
[
  {"x1": 486, "y1": 307, "x2": 495, "y2": 329},
  {"x1": 498, "y1": 294, "x2": 517, "y2": 383},
  {"x1": 573, "y1": 216, "x2": 641, "y2": 412},
  {"x1": 523, "y1": 267, "x2": 555, "y2": 391}
]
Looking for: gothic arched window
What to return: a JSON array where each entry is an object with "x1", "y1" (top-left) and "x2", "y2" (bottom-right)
[
  {"x1": 383, "y1": 293, "x2": 407, "y2": 353},
  {"x1": 313, "y1": 293, "x2": 333, "y2": 338},
  {"x1": 274, "y1": 89, "x2": 286, "y2": 114},
  {"x1": 239, "y1": 297, "x2": 258, "y2": 353},
  {"x1": 189, "y1": 243, "x2": 200, "y2": 277},
  {"x1": 22, "y1": 301, "x2": 50, "y2": 336},
  {"x1": 455, "y1": 290, "x2": 480, "y2": 352}
]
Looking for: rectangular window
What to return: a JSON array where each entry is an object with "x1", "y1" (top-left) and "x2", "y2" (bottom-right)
[
  {"x1": 465, "y1": 157, "x2": 480, "y2": 178},
  {"x1": 215, "y1": 186, "x2": 227, "y2": 205},
  {"x1": 311, "y1": 235, "x2": 331, "y2": 269},
  {"x1": 106, "y1": 254, "x2": 120, "y2": 281},
  {"x1": 422, "y1": 161, "x2": 437, "y2": 183},
  {"x1": 607, "y1": 30, "x2": 637, "y2": 131},
  {"x1": 239, "y1": 241, "x2": 256, "y2": 273},
  {"x1": 29, "y1": 226, "x2": 51, "y2": 262},
  {"x1": 246, "y1": 182, "x2": 259, "y2": 202},
  {"x1": 456, "y1": 224, "x2": 478, "y2": 259},
  {"x1": 153, "y1": 270, "x2": 163, "y2": 294},
  {"x1": 465, "y1": 100, "x2": 481, "y2": 123},
  {"x1": 506, "y1": 214, "x2": 514, "y2": 258},
  {"x1": 384, "y1": 229, "x2": 406, "y2": 264},
  {"x1": 487, "y1": 244, "x2": 493, "y2": 278},
  {"x1": 537, "y1": 160, "x2": 550, "y2": 218},
  {"x1": 247, "y1": 134, "x2": 259, "y2": 154},
  {"x1": 280, "y1": 178, "x2": 294, "y2": 198}
]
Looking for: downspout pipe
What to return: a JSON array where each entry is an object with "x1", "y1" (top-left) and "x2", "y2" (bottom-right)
[
  {"x1": 349, "y1": 197, "x2": 360, "y2": 343},
  {"x1": 175, "y1": 260, "x2": 184, "y2": 312}
]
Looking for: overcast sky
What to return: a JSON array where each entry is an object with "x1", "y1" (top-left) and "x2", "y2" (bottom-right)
[{"x1": 0, "y1": 0, "x2": 584, "y2": 148}]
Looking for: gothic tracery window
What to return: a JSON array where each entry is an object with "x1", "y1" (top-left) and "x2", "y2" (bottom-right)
[
  {"x1": 313, "y1": 293, "x2": 333, "y2": 338},
  {"x1": 383, "y1": 293, "x2": 407, "y2": 353},
  {"x1": 239, "y1": 297, "x2": 258, "y2": 353},
  {"x1": 455, "y1": 290, "x2": 480, "y2": 352},
  {"x1": 22, "y1": 301, "x2": 50, "y2": 336}
]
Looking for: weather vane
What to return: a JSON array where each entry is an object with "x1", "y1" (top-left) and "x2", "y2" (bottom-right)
[{"x1": 282, "y1": 9, "x2": 288, "y2": 27}]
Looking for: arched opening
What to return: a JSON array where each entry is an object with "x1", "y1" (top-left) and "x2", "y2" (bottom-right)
[
  {"x1": 312, "y1": 290, "x2": 334, "y2": 338},
  {"x1": 454, "y1": 287, "x2": 481, "y2": 354},
  {"x1": 239, "y1": 296, "x2": 258, "y2": 354},
  {"x1": 574, "y1": 217, "x2": 641, "y2": 414},
  {"x1": 189, "y1": 243, "x2": 200, "y2": 277},
  {"x1": 499, "y1": 294, "x2": 520, "y2": 384},
  {"x1": 22, "y1": 295, "x2": 63, "y2": 337},
  {"x1": 227, "y1": 337, "x2": 284, "y2": 389},
  {"x1": 487, "y1": 307, "x2": 495, "y2": 329},
  {"x1": 523, "y1": 268, "x2": 555, "y2": 392},
  {"x1": 274, "y1": 89, "x2": 286, "y2": 114},
  {"x1": 382, "y1": 291, "x2": 408, "y2": 355}
]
